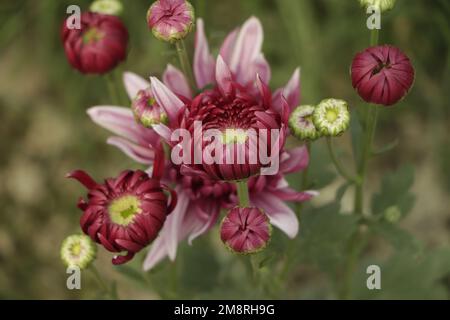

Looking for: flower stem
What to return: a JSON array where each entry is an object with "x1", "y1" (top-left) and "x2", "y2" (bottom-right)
[
  {"x1": 236, "y1": 180, "x2": 250, "y2": 207},
  {"x1": 354, "y1": 107, "x2": 378, "y2": 214},
  {"x1": 342, "y1": 24, "x2": 380, "y2": 300},
  {"x1": 175, "y1": 40, "x2": 196, "y2": 92},
  {"x1": 105, "y1": 73, "x2": 120, "y2": 106},
  {"x1": 326, "y1": 137, "x2": 359, "y2": 184},
  {"x1": 90, "y1": 265, "x2": 117, "y2": 299}
]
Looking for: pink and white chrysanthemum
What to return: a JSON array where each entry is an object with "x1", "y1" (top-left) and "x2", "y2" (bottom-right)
[{"x1": 87, "y1": 17, "x2": 317, "y2": 270}]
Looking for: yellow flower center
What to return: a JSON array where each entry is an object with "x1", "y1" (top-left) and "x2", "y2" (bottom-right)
[
  {"x1": 108, "y1": 195, "x2": 142, "y2": 226},
  {"x1": 326, "y1": 109, "x2": 338, "y2": 123},
  {"x1": 221, "y1": 128, "x2": 248, "y2": 144}
]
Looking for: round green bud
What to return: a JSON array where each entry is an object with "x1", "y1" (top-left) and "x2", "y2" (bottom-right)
[
  {"x1": 313, "y1": 98, "x2": 350, "y2": 137},
  {"x1": 359, "y1": 0, "x2": 396, "y2": 13},
  {"x1": 384, "y1": 206, "x2": 401, "y2": 223},
  {"x1": 289, "y1": 105, "x2": 320, "y2": 141},
  {"x1": 60, "y1": 234, "x2": 96, "y2": 269},
  {"x1": 90, "y1": 0, "x2": 123, "y2": 16}
]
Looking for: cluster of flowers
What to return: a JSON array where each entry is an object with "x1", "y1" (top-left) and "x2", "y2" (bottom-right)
[{"x1": 60, "y1": 0, "x2": 414, "y2": 271}]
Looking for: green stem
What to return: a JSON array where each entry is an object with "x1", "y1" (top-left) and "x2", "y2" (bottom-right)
[
  {"x1": 326, "y1": 137, "x2": 359, "y2": 184},
  {"x1": 236, "y1": 180, "x2": 250, "y2": 207},
  {"x1": 175, "y1": 40, "x2": 196, "y2": 92},
  {"x1": 90, "y1": 265, "x2": 116, "y2": 299},
  {"x1": 354, "y1": 107, "x2": 378, "y2": 214},
  {"x1": 296, "y1": 142, "x2": 311, "y2": 215},
  {"x1": 370, "y1": 28, "x2": 379, "y2": 47},
  {"x1": 341, "y1": 22, "x2": 380, "y2": 300},
  {"x1": 105, "y1": 73, "x2": 120, "y2": 106}
]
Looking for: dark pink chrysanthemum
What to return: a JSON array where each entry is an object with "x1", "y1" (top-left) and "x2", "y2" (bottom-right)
[
  {"x1": 67, "y1": 169, "x2": 176, "y2": 265},
  {"x1": 179, "y1": 70, "x2": 286, "y2": 181},
  {"x1": 220, "y1": 207, "x2": 271, "y2": 254},
  {"x1": 147, "y1": 0, "x2": 194, "y2": 43},
  {"x1": 61, "y1": 12, "x2": 128, "y2": 74},
  {"x1": 351, "y1": 45, "x2": 414, "y2": 106}
]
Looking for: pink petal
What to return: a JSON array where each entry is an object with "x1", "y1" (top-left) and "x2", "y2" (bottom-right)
[
  {"x1": 123, "y1": 72, "x2": 150, "y2": 100},
  {"x1": 164, "y1": 189, "x2": 190, "y2": 260},
  {"x1": 219, "y1": 28, "x2": 239, "y2": 64},
  {"x1": 273, "y1": 68, "x2": 301, "y2": 113},
  {"x1": 142, "y1": 234, "x2": 168, "y2": 271},
  {"x1": 87, "y1": 106, "x2": 157, "y2": 145},
  {"x1": 150, "y1": 77, "x2": 185, "y2": 124},
  {"x1": 163, "y1": 64, "x2": 192, "y2": 98},
  {"x1": 107, "y1": 136, "x2": 155, "y2": 164},
  {"x1": 194, "y1": 19, "x2": 215, "y2": 89},
  {"x1": 229, "y1": 17, "x2": 263, "y2": 85},
  {"x1": 280, "y1": 146, "x2": 309, "y2": 174},
  {"x1": 271, "y1": 188, "x2": 318, "y2": 202},
  {"x1": 187, "y1": 201, "x2": 220, "y2": 244},
  {"x1": 251, "y1": 53, "x2": 271, "y2": 85},
  {"x1": 215, "y1": 55, "x2": 233, "y2": 95},
  {"x1": 251, "y1": 192, "x2": 299, "y2": 238}
]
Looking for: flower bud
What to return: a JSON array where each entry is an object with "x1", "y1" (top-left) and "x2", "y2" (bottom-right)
[
  {"x1": 220, "y1": 207, "x2": 271, "y2": 254},
  {"x1": 146, "y1": 0, "x2": 195, "y2": 43},
  {"x1": 313, "y1": 99, "x2": 350, "y2": 136},
  {"x1": 61, "y1": 12, "x2": 128, "y2": 74},
  {"x1": 351, "y1": 45, "x2": 414, "y2": 106},
  {"x1": 131, "y1": 88, "x2": 168, "y2": 127},
  {"x1": 90, "y1": 0, "x2": 123, "y2": 16},
  {"x1": 60, "y1": 234, "x2": 96, "y2": 269},
  {"x1": 359, "y1": 0, "x2": 396, "y2": 13},
  {"x1": 384, "y1": 206, "x2": 401, "y2": 223},
  {"x1": 289, "y1": 105, "x2": 320, "y2": 141}
]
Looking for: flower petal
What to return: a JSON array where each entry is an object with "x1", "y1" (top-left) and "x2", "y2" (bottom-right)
[
  {"x1": 123, "y1": 72, "x2": 150, "y2": 100},
  {"x1": 273, "y1": 68, "x2": 301, "y2": 113},
  {"x1": 229, "y1": 17, "x2": 263, "y2": 85},
  {"x1": 280, "y1": 146, "x2": 309, "y2": 174},
  {"x1": 163, "y1": 64, "x2": 192, "y2": 98},
  {"x1": 194, "y1": 18, "x2": 215, "y2": 89},
  {"x1": 215, "y1": 55, "x2": 233, "y2": 95},
  {"x1": 150, "y1": 77, "x2": 185, "y2": 124},
  {"x1": 107, "y1": 137, "x2": 155, "y2": 164},
  {"x1": 219, "y1": 28, "x2": 239, "y2": 64},
  {"x1": 251, "y1": 192, "x2": 299, "y2": 238},
  {"x1": 87, "y1": 106, "x2": 157, "y2": 145}
]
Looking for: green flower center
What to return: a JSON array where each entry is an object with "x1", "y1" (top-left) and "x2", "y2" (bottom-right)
[
  {"x1": 70, "y1": 243, "x2": 82, "y2": 257},
  {"x1": 326, "y1": 108, "x2": 338, "y2": 123},
  {"x1": 221, "y1": 128, "x2": 248, "y2": 144},
  {"x1": 108, "y1": 195, "x2": 142, "y2": 226},
  {"x1": 83, "y1": 28, "x2": 104, "y2": 44}
]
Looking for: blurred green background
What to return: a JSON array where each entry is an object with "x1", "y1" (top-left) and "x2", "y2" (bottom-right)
[{"x1": 0, "y1": 0, "x2": 449, "y2": 299}]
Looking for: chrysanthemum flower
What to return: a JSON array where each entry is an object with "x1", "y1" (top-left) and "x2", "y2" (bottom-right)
[
  {"x1": 313, "y1": 99, "x2": 350, "y2": 136},
  {"x1": 87, "y1": 17, "x2": 317, "y2": 270},
  {"x1": 67, "y1": 169, "x2": 176, "y2": 265},
  {"x1": 351, "y1": 45, "x2": 414, "y2": 106},
  {"x1": 60, "y1": 234, "x2": 96, "y2": 269},
  {"x1": 147, "y1": 0, "x2": 195, "y2": 43},
  {"x1": 220, "y1": 207, "x2": 271, "y2": 254},
  {"x1": 289, "y1": 105, "x2": 320, "y2": 141},
  {"x1": 61, "y1": 12, "x2": 128, "y2": 74}
]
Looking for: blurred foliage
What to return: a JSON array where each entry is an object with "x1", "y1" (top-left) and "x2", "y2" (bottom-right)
[{"x1": 0, "y1": 0, "x2": 449, "y2": 299}]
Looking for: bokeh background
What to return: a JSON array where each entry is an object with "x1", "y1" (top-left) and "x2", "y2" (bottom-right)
[{"x1": 0, "y1": 0, "x2": 449, "y2": 299}]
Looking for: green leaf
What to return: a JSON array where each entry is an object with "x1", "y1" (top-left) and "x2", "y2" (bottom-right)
[
  {"x1": 371, "y1": 165, "x2": 415, "y2": 218},
  {"x1": 297, "y1": 202, "x2": 358, "y2": 274},
  {"x1": 353, "y1": 248, "x2": 450, "y2": 299},
  {"x1": 371, "y1": 222, "x2": 422, "y2": 254},
  {"x1": 335, "y1": 182, "x2": 352, "y2": 202}
]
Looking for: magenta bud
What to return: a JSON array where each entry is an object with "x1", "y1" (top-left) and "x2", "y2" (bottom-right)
[
  {"x1": 351, "y1": 45, "x2": 414, "y2": 106},
  {"x1": 220, "y1": 207, "x2": 271, "y2": 254}
]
